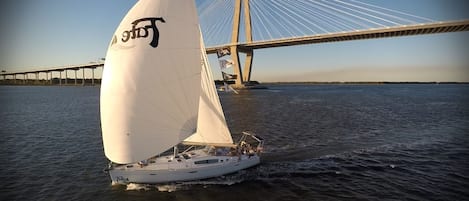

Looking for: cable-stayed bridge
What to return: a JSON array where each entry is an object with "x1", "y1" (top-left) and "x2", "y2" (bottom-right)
[
  {"x1": 199, "y1": 0, "x2": 469, "y2": 87},
  {"x1": 2, "y1": 0, "x2": 469, "y2": 86}
]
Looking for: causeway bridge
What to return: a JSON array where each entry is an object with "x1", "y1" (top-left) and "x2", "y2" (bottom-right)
[
  {"x1": 0, "y1": 63, "x2": 103, "y2": 86},
  {"x1": 1, "y1": 0, "x2": 469, "y2": 86}
]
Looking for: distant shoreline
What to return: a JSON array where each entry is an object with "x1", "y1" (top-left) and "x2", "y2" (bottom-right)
[
  {"x1": 1, "y1": 80, "x2": 468, "y2": 86},
  {"x1": 262, "y1": 81, "x2": 469, "y2": 85}
]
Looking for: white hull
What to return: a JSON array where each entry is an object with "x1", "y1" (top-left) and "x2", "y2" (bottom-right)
[{"x1": 109, "y1": 149, "x2": 260, "y2": 184}]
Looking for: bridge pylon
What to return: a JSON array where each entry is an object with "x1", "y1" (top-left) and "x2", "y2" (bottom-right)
[{"x1": 230, "y1": 0, "x2": 254, "y2": 88}]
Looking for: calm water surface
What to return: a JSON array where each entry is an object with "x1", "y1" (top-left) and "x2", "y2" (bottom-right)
[{"x1": 1, "y1": 84, "x2": 468, "y2": 201}]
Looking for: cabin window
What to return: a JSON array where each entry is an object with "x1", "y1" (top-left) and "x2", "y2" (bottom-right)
[{"x1": 194, "y1": 159, "x2": 219, "y2": 165}]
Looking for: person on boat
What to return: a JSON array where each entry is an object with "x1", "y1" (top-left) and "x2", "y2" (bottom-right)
[
  {"x1": 248, "y1": 149, "x2": 255, "y2": 158},
  {"x1": 229, "y1": 147, "x2": 237, "y2": 156}
]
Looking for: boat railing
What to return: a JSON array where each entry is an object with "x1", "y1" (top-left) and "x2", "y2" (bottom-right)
[{"x1": 240, "y1": 131, "x2": 265, "y2": 154}]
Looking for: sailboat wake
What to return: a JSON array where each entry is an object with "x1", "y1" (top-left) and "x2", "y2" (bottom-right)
[{"x1": 123, "y1": 171, "x2": 253, "y2": 192}]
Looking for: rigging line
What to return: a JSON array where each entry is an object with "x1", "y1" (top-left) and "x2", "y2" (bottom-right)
[
  {"x1": 350, "y1": 0, "x2": 435, "y2": 22},
  {"x1": 269, "y1": 0, "x2": 303, "y2": 38},
  {"x1": 330, "y1": 0, "x2": 400, "y2": 27},
  {"x1": 268, "y1": 0, "x2": 309, "y2": 36},
  {"x1": 261, "y1": 0, "x2": 300, "y2": 38},
  {"x1": 211, "y1": 1, "x2": 234, "y2": 43},
  {"x1": 250, "y1": 0, "x2": 274, "y2": 40},
  {"x1": 274, "y1": 0, "x2": 320, "y2": 36},
  {"x1": 300, "y1": 0, "x2": 348, "y2": 30},
  {"x1": 247, "y1": 1, "x2": 262, "y2": 41},
  {"x1": 198, "y1": 0, "x2": 225, "y2": 19},
  {"x1": 278, "y1": 2, "x2": 310, "y2": 36},
  {"x1": 247, "y1": 0, "x2": 264, "y2": 41},
  {"x1": 294, "y1": 0, "x2": 345, "y2": 32},
  {"x1": 211, "y1": 0, "x2": 232, "y2": 42},
  {"x1": 254, "y1": 0, "x2": 282, "y2": 36},
  {"x1": 199, "y1": 1, "x2": 223, "y2": 44},
  {"x1": 266, "y1": 0, "x2": 303, "y2": 37},
  {"x1": 286, "y1": 1, "x2": 340, "y2": 34},
  {"x1": 211, "y1": 0, "x2": 233, "y2": 44},
  {"x1": 251, "y1": 6, "x2": 270, "y2": 41},
  {"x1": 334, "y1": 0, "x2": 412, "y2": 25},
  {"x1": 305, "y1": 0, "x2": 372, "y2": 30},
  {"x1": 257, "y1": 0, "x2": 288, "y2": 40},
  {"x1": 316, "y1": 0, "x2": 387, "y2": 28},
  {"x1": 299, "y1": 0, "x2": 357, "y2": 33},
  {"x1": 291, "y1": 0, "x2": 333, "y2": 34},
  {"x1": 204, "y1": 1, "x2": 232, "y2": 45},
  {"x1": 209, "y1": 1, "x2": 232, "y2": 44},
  {"x1": 293, "y1": 0, "x2": 338, "y2": 33},
  {"x1": 200, "y1": 1, "x2": 231, "y2": 44}
]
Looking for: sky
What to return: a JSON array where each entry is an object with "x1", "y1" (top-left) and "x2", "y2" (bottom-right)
[{"x1": 0, "y1": 0, "x2": 468, "y2": 82}]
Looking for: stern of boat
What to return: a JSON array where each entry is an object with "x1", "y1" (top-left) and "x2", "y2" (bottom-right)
[{"x1": 238, "y1": 131, "x2": 264, "y2": 155}]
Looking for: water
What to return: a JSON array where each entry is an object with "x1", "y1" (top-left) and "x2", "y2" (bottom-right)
[{"x1": 1, "y1": 84, "x2": 468, "y2": 201}]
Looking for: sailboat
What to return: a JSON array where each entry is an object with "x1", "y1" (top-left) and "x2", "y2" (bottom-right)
[{"x1": 100, "y1": 0, "x2": 264, "y2": 185}]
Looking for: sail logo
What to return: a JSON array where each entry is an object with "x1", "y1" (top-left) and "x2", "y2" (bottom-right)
[{"x1": 120, "y1": 17, "x2": 166, "y2": 48}]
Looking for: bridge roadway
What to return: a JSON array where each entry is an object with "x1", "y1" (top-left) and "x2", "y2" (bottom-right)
[
  {"x1": 206, "y1": 20, "x2": 469, "y2": 54},
  {"x1": 1, "y1": 63, "x2": 103, "y2": 85}
]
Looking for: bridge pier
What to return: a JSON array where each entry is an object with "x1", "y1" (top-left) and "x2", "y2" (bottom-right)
[
  {"x1": 65, "y1": 70, "x2": 68, "y2": 85},
  {"x1": 74, "y1": 69, "x2": 78, "y2": 85},
  {"x1": 92, "y1": 68, "x2": 95, "y2": 85},
  {"x1": 230, "y1": 0, "x2": 254, "y2": 88},
  {"x1": 82, "y1": 68, "x2": 85, "y2": 85},
  {"x1": 243, "y1": 49, "x2": 254, "y2": 82},
  {"x1": 230, "y1": 0, "x2": 243, "y2": 88}
]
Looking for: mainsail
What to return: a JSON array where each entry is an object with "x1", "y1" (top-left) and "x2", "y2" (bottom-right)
[{"x1": 101, "y1": 0, "x2": 201, "y2": 164}]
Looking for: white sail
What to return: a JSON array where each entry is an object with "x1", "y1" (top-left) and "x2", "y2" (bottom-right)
[
  {"x1": 183, "y1": 35, "x2": 234, "y2": 147},
  {"x1": 101, "y1": 0, "x2": 201, "y2": 164}
]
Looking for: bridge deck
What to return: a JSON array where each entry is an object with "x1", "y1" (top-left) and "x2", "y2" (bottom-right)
[
  {"x1": 1, "y1": 63, "x2": 104, "y2": 76},
  {"x1": 206, "y1": 20, "x2": 469, "y2": 53}
]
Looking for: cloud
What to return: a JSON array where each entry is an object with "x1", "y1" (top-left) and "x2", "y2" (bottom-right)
[{"x1": 257, "y1": 65, "x2": 469, "y2": 82}]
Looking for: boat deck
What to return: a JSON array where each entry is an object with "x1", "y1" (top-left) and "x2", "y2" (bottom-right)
[{"x1": 111, "y1": 147, "x2": 249, "y2": 171}]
